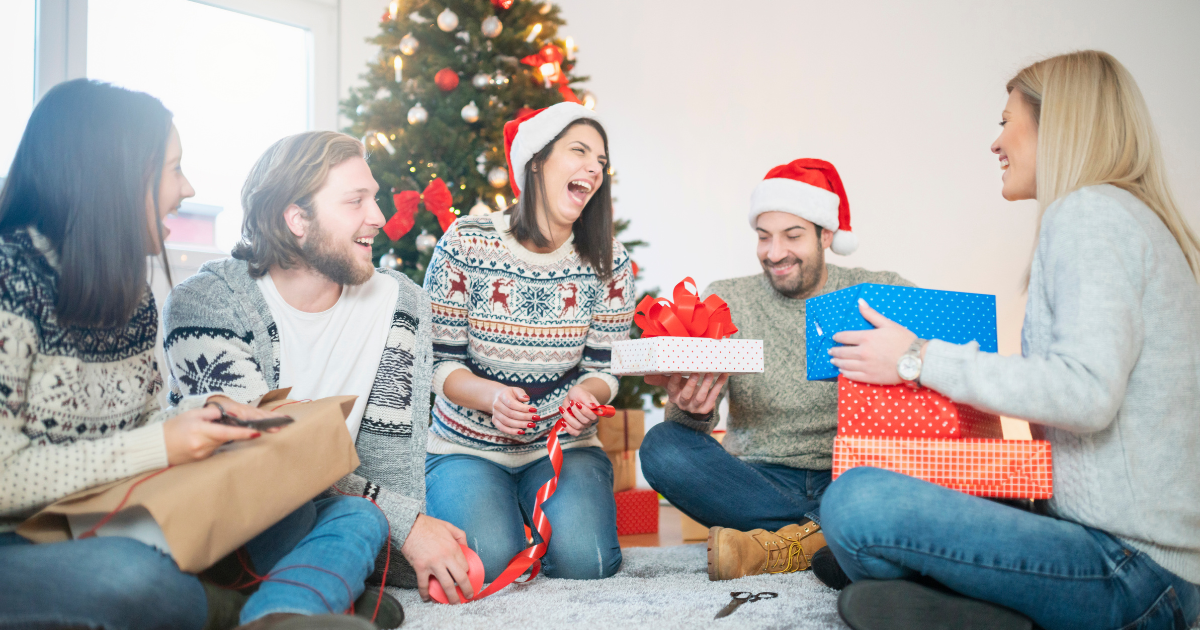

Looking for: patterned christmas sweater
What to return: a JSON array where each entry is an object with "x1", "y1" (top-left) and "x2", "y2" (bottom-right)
[
  {"x1": 424, "y1": 212, "x2": 635, "y2": 466},
  {"x1": 0, "y1": 228, "x2": 205, "y2": 533}
]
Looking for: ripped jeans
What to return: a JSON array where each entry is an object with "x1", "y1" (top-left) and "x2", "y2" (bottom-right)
[{"x1": 425, "y1": 446, "x2": 622, "y2": 582}]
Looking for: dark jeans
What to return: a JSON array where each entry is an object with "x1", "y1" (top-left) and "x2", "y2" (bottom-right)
[
  {"x1": 821, "y1": 466, "x2": 1200, "y2": 630},
  {"x1": 425, "y1": 446, "x2": 622, "y2": 582},
  {"x1": 639, "y1": 420, "x2": 831, "y2": 531},
  {"x1": 0, "y1": 496, "x2": 387, "y2": 629}
]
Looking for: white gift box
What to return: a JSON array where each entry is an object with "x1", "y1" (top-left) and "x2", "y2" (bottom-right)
[{"x1": 610, "y1": 337, "x2": 765, "y2": 376}]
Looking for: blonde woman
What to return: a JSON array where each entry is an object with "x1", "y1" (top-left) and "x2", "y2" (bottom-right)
[{"x1": 817, "y1": 51, "x2": 1200, "y2": 630}]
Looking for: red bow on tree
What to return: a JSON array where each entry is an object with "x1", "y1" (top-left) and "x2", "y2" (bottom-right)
[
  {"x1": 520, "y1": 44, "x2": 579, "y2": 104},
  {"x1": 634, "y1": 277, "x2": 739, "y2": 340},
  {"x1": 385, "y1": 178, "x2": 455, "y2": 240}
]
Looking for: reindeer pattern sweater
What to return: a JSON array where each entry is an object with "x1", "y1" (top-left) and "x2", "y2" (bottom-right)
[{"x1": 424, "y1": 212, "x2": 635, "y2": 466}]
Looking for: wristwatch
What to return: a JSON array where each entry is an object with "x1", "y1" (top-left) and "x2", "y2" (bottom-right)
[{"x1": 897, "y1": 339, "x2": 928, "y2": 387}]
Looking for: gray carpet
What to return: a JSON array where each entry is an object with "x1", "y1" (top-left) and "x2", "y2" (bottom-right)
[{"x1": 385, "y1": 543, "x2": 848, "y2": 629}]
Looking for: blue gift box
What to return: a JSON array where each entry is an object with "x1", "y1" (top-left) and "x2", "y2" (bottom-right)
[{"x1": 805, "y1": 283, "x2": 997, "y2": 381}]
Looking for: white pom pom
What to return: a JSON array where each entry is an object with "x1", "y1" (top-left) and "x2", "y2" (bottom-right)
[{"x1": 831, "y1": 230, "x2": 858, "y2": 255}]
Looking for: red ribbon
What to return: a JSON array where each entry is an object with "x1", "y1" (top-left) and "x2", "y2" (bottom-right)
[
  {"x1": 520, "y1": 45, "x2": 580, "y2": 104},
  {"x1": 386, "y1": 178, "x2": 455, "y2": 240},
  {"x1": 633, "y1": 277, "x2": 739, "y2": 340}
]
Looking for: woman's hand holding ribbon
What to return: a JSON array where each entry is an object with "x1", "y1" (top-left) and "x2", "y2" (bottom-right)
[
  {"x1": 560, "y1": 386, "x2": 601, "y2": 436},
  {"x1": 490, "y1": 386, "x2": 539, "y2": 436}
]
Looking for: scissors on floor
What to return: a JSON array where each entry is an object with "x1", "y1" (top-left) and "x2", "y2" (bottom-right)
[{"x1": 714, "y1": 591, "x2": 778, "y2": 619}]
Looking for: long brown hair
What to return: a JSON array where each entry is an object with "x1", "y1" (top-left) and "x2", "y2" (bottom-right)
[
  {"x1": 507, "y1": 118, "x2": 615, "y2": 280},
  {"x1": 0, "y1": 79, "x2": 173, "y2": 328},
  {"x1": 1008, "y1": 50, "x2": 1200, "y2": 282},
  {"x1": 233, "y1": 132, "x2": 366, "y2": 278}
]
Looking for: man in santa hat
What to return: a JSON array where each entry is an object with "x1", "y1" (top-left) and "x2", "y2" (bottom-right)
[{"x1": 639, "y1": 158, "x2": 914, "y2": 587}]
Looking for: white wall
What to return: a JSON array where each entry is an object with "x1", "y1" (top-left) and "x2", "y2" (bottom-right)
[{"x1": 338, "y1": 0, "x2": 1200, "y2": 359}]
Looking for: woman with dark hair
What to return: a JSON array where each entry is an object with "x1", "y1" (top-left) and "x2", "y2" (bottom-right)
[
  {"x1": 423, "y1": 103, "x2": 634, "y2": 581},
  {"x1": 0, "y1": 80, "x2": 390, "y2": 630}
]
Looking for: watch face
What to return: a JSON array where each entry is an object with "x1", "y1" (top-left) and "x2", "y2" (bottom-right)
[{"x1": 898, "y1": 355, "x2": 921, "y2": 381}]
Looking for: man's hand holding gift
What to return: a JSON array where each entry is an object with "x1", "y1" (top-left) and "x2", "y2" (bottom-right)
[{"x1": 645, "y1": 373, "x2": 730, "y2": 417}]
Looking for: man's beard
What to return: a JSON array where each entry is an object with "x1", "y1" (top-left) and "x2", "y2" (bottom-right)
[
  {"x1": 762, "y1": 250, "x2": 824, "y2": 299},
  {"x1": 301, "y1": 217, "x2": 374, "y2": 286}
]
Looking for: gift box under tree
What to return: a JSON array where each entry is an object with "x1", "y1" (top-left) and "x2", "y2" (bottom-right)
[
  {"x1": 806, "y1": 284, "x2": 997, "y2": 381},
  {"x1": 614, "y1": 488, "x2": 658, "y2": 536}
]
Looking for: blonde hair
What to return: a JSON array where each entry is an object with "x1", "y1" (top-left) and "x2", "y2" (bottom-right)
[
  {"x1": 1008, "y1": 50, "x2": 1200, "y2": 281},
  {"x1": 233, "y1": 131, "x2": 365, "y2": 277}
]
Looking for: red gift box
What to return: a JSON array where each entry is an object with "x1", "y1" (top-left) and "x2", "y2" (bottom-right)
[
  {"x1": 614, "y1": 489, "x2": 658, "y2": 536},
  {"x1": 832, "y1": 436, "x2": 1053, "y2": 499},
  {"x1": 837, "y1": 376, "x2": 1004, "y2": 439}
]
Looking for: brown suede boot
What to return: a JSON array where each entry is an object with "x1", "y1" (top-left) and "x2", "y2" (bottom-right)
[{"x1": 707, "y1": 520, "x2": 827, "y2": 581}]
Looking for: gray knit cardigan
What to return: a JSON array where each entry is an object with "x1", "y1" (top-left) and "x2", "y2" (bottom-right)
[{"x1": 162, "y1": 258, "x2": 432, "y2": 586}]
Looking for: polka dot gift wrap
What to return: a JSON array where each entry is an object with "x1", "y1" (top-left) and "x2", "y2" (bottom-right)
[
  {"x1": 837, "y1": 376, "x2": 1004, "y2": 439},
  {"x1": 610, "y1": 337, "x2": 764, "y2": 376},
  {"x1": 805, "y1": 283, "x2": 998, "y2": 381}
]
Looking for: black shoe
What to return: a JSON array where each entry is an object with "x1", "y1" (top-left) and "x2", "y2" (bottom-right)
[
  {"x1": 838, "y1": 579, "x2": 1033, "y2": 630},
  {"x1": 811, "y1": 546, "x2": 851, "y2": 591},
  {"x1": 354, "y1": 587, "x2": 404, "y2": 629}
]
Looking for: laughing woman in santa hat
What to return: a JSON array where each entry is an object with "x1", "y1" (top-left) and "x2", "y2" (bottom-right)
[
  {"x1": 422, "y1": 103, "x2": 633, "y2": 582},
  {"x1": 817, "y1": 51, "x2": 1200, "y2": 630}
]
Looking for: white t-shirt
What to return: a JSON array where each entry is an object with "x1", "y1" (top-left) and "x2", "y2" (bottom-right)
[{"x1": 257, "y1": 272, "x2": 398, "y2": 441}]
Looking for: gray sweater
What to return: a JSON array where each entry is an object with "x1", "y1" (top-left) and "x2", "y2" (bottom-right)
[
  {"x1": 162, "y1": 258, "x2": 433, "y2": 586},
  {"x1": 666, "y1": 265, "x2": 913, "y2": 469},
  {"x1": 923, "y1": 185, "x2": 1200, "y2": 584}
]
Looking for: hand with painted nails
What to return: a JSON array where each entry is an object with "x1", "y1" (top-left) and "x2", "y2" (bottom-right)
[
  {"x1": 163, "y1": 398, "x2": 275, "y2": 466},
  {"x1": 490, "y1": 386, "x2": 538, "y2": 436},
  {"x1": 828, "y1": 298, "x2": 917, "y2": 385},
  {"x1": 560, "y1": 386, "x2": 602, "y2": 436}
]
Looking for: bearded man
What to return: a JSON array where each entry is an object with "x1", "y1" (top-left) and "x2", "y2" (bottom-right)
[
  {"x1": 163, "y1": 132, "x2": 477, "y2": 622},
  {"x1": 638, "y1": 159, "x2": 914, "y2": 587}
]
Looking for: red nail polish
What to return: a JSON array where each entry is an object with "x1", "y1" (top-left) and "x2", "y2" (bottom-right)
[
  {"x1": 518, "y1": 430, "x2": 526, "y2": 435},
  {"x1": 527, "y1": 422, "x2": 535, "y2": 428},
  {"x1": 251, "y1": 432, "x2": 262, "y2": 439},
  {"x1": 529, "y1": 407, "x2": 537, "y2": 412},
  {"x1": 532, "y1": 415, "x2": 541, "y2": 421}
]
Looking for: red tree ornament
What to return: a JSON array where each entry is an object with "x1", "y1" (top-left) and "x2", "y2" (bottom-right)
[
  {"x1": 491, "y1": 0, "x2": 514, "y2": 9},
  {"x1": 435, "y1": 68, "x2": 460, "y2": 92}
]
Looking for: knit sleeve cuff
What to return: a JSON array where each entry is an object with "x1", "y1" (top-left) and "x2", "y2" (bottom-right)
[
  {"x1": 664, "y1": 403, "x2": 718, "y2": 433},
  {"x1": 920, "y1": 339, "x2": 979, "y2": 399},
  {"x1": 121, "y1": 423, "x2": 169, "y2": 475},
  {"x1": 432, "y1": 363, "x2": 470, "y2": 398},
  {"x1": 577, "y1": 372, "x2": 619, "y2": 404}
]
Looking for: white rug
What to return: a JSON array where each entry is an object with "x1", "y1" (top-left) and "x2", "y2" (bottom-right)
[{"x1": 385, "y1": 543, "x2": 848, "y2": 629}]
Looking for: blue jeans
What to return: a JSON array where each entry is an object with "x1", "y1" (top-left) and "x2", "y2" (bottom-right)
[
  {"x1": 0, "y1": 496, "x2": 387, "y2": 629},
  {"x1": 821, "y1": 467, "x2": 1200, "y2": 630},
  {"x1": 425, "y1": 447, "x2": 622, "y2": 582},
  {"x1": 640, "y1": 420, "x2": 830, "y2": 530}
]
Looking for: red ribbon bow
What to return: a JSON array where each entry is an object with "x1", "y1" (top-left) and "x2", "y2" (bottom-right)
[
  {"x1": 385, "y1": 178, "x2": 455, "y2": 241},
  {"x1": 520, "y1": 44, "x2": 580, "y2": 104},
  {"x1": 633, "y1": 277, "x2": 739, "y2": 340}
]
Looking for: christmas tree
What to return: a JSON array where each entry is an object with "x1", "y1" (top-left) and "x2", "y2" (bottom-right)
[{"x1": 342, "y1": 0, "x2": 593, "y2": 283}]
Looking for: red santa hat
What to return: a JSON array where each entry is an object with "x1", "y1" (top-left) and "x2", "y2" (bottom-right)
[
  {"x1": 748, "y1": 158, "x2": 858, "y2": 256},
  {"x1": 504, "y1": 102, "x2": 600, "y2": 198}
]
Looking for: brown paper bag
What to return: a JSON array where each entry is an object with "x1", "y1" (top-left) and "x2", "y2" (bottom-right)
[
  {"x1": 18, "y1": 390, "x2": 360, "y2": 573},
  {"x1": 597, "y1": 409, "x2": 644, "y2": 453}
]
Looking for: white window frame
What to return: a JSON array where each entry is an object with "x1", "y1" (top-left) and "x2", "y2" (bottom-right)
[{"x1": 33, "y1": 0, "x2": 339, "y2": 131}]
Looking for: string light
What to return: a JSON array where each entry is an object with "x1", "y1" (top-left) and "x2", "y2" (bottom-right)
[
  {"x1": 394, "y1": 56, "x2": 403, "y2": 82},
  {"x1": 564, "y1": 36, "x2": 575, "y2": 61},
  {"x1": 525, "y1": 23, "x2": 542, "y2": 43},
  {"x1": 388, "y1": 0, "x2": 399, "y2": 19},
  {"x1": 375, "y1": 132, "x2": 396, "y2": 155},
  {"x1": 495, "y1": 193, "x2": 507, "y2": 209}
]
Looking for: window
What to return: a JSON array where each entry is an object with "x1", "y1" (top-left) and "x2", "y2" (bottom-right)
[
  {"x1": 87, "y1": 0, "x2": 311, "y2": 251},
  {"x1": 0, "y1": 0, "x2": 37, "y2": 178}
]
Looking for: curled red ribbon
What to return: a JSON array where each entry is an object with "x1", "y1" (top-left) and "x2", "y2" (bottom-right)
[
  {"x1": 386, "y1": 178, "x2": 455, "y2": 240},
  {"x1": 633, "y1": 277, "x2": 739, "y2": 340}
]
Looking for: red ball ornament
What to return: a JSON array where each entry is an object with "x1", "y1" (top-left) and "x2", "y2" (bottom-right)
[
  {"x1": 491, "y1": 0, "x2": 514, "y2": 9},
  {"x1": 435, "y1": 68, "x2": 460, "y2": 92}
]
